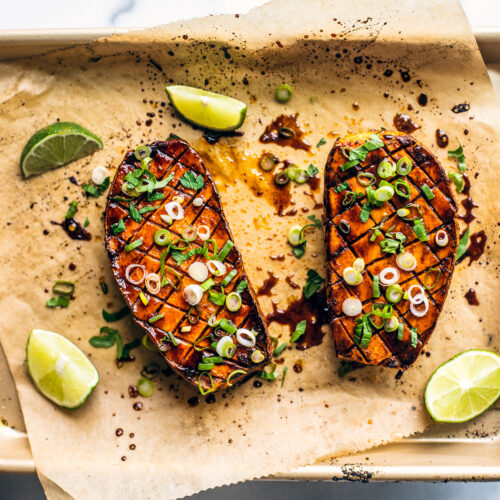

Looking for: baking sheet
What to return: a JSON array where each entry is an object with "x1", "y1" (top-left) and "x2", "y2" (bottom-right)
[{"x1": 0, "y1": 1, "x2": 498, "y2": 498}]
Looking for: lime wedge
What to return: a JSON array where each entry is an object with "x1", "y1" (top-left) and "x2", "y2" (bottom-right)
[
  {"x1": 20, "y1": 122, "x2": 103, "y2": 178},
  {"x1": 425, "y1": 349, "x2": 500, "y2": 423},
  {"x1": 165, "y1": 85, "x2": 247, "y2": 132},
  {"x1": 26, "y1": 329, "x2": 99, "y2": 409}
]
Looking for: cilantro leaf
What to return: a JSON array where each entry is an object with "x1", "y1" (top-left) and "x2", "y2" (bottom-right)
[
  {"x1": 303, "y1": 269, "x2": 325, "y2": 300},
  {"x1": 180, "y1": 171, "x2": 204, "y2": 190},
  {"x1": 307, "y1": 214, "x2": 322, "y2": 229},
  {"x1": 448, "y1": 142, "x2": 466, "y2": 172},
  {"x1": 316, "y1": 137, "x2": 327, "y2": 148},
  {"x1": 448, "y1": 172, "x2": 464, "y2": 193},
  {"x1": 83, "y1": 177, "x2": 110, "y2": 198},
  {"x1": 307, "y1": 164, "x2": 319, "y2": 177}
]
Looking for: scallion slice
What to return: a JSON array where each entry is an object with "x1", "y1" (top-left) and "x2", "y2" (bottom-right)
[
  {"x1": 259, "y1": 153, "x2": 277, "y2": 172},
  {"x1": 208, "y1": 290, "x2": 226, "y2": 305},
  {"x1": 424, "y1": 267, "x2": 441, "y2": 290},
  {"x1": 377, "y1": 160, "x2": 396, "y2": 179},
  {"x1": 154, "y1": 229, "x2": 171, "y2": 246},
  {"x1": 52, "y1": 280, "x2": 75, "y2": 297},
  {"x1": 148, "y1": 313, "x2": 164, "y2": 324},
  {"x1": 112, "y1": 219, "x2": 126, "y2": 234},
  {"x1": 359, "y1": 202, "x2": 373, "y2": 223},
  {"x1": 397, "y1": 321, "x2": 404, "y2": 340},
  {"x1": 217, "y1": 240, "x2": 234, "y2": 261},
  {"x1": 227, "y1": 369, "x2": 247, "y2": 386},
  {"x1": 396, "y1": 157, "x2": 412, "y2": 175},
  {"x1": 201, "y1": 278, "x2": 215, "y2": 292},
  {"x1": 372, "y1": 275, "x2": 380, "y2": 298},
  {"x1": 226, "y1": 292, "x2": 242, "y2": 312},
  {"x1": 198, "y1": 372, "x2": 215, "y2": 396},
  {"x1": 413, "y1": 218, "x2": 429, "y2": 242},
  {"x1": 384, "y1": 316, "x2": 399, "y2": 332},
  {"x1": 135, "y1": 145, "x2": 151, "y2": 161},
  {"x1": 221, "y1": 269, "x2": 237, "y2": 287},
  {"x1": 275, "y1": 83, "x2": 293, "y2": 103},
  {"x1": 421, "y1": 183, "x2": 435, "y2": 200},
  {"x1": 410, "y1": 327, "x2": 418, "y2": 348},
  {"x1": 393, "y1": 179, "x2": 411, "y2": 198},
  {"x1": 125, "y1": 238, "x2": 143, "y2": 252},
  {"x1": 374, "y1": 185, "x2": 395, "y2": 202},
  {"x1": 287, "y1": 225, "x2": 304, "y2": 246},
  {"x1": 386, "y1": 284, "x2": 403, "y2": 304},
  {"x1": 357, "y1": 172, "x2": 376, "y2": 186}
]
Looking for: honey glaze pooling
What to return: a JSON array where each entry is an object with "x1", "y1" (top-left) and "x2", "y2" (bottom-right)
[{"x1": 196, "y1": 141, "x2": 294, "y2": 216}]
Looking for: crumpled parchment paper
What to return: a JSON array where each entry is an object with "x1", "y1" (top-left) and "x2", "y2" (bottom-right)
[{"x1": 0, "y1": 0, "x2": 498, "y2": 498}]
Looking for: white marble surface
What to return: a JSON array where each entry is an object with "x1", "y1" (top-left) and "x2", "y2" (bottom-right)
[
  {"x1": 0, "y1": 1, "x2": 499, "y2": 499},
  {"x1": 0, "y1": 0, "x2": 498, "y2": 30}
]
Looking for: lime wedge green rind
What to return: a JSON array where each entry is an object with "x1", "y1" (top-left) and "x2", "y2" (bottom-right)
[
  {"x1": 20, "y1": 122, "x2": 103, "y2": 178},
  {"x1": 425, "y1": 349, "x2": 500, "y2": 423},
  {"x1": 26, "y1": 329, "x2": 99, "y2": 409},
  {"x1": 165, "y1": 85, "x2": 247, "y2": 132}
]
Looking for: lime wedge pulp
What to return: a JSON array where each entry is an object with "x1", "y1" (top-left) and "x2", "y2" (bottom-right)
[
  {"x1": 425, "y1": 349, "x2": 500, "y2": 423},
  {"x1": 20, "y1": 122, "x2": 103, "y2": 178},
  {"x1": 26, "y1": 329, "x2": 99, "y2": 409},
  {"x1": 165, "y1": 85, "x2": 247, "y2": 132}
]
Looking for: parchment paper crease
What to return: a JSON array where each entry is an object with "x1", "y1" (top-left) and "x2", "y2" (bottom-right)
[{"x1": 0, "y1": 1, "x2": 499, "y2": 498}]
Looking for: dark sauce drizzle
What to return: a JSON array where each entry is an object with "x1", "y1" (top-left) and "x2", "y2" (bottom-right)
[
  {"x1": 435, "y1": 129, "x2": 449, "y2": 148},
  {"x1": 266, "y1": 289, "x2": 329, "y2": 350},
  {"x1": 51, "y1": 218, "x2": 91, "y2": 240},
  {"x1": 259, "y1": 114, "x2": 311, "y2": 151},
  {"x1": 257, "y1": 271, "x2": 279, "y2": 297},
  {"x1": 464, "y1": 288, "x2": 479, "y2": 306},
  {"x1": 393, "y1": 114, "x2": 419, "y2": 134}
]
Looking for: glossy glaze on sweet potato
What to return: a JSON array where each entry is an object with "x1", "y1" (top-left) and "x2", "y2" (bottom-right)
[
  {"x1": 105, "y1": 139, "x2": 271, "y2": 392},
  {"x1": 324, "y1": 131, "x2": 458, "y2": 368}
]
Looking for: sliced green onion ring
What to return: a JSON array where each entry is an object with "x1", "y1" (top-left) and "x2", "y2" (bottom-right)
[
  {"x1": 372, "y1": 275, "x2": 380, "y2": 298},
  {"x1": 52, "y1": 280, "x2": 75, "y2": 297},
  {"x1": 141, "y1": 334, "x2": 156, "y2": 351},
  {"x1": 396, "y1": 157, "x2": 412, "y2": 175},
  {"x1": 275, "y1": 84, "x2": 293, "y2": 103},
  {"x1": 386, "y1": 284, "x2": 404, "y2": 304},
  {"x1": 216, "y1": 336, "x2": 236, "y2": 358},
  {"x1": 352, "y1": 258, "x2": 365, "y2": 272},
  {"x1": 342, "y1": 297, "x2": 362, "y2": 316},
  {"x1": 368, "y1": 313, "x2": 384, "y2": 329},
  {"x1": 435, "y1": 229, "x2": 449, "y2": 247},
  {"x1": 198, "y1": 372, "x2": 215, "y2": 396},
  {"x1": 377, "y1": 160, "x2": 396, "y2": 179},
  {"x1": 121, "y1": 182, "x2": 140, "y2": 198},
  {"x1": 137, "y1": 377, "x2": 154, "y2": 397},
  {"x1": 397, "y1": 204, "x2": 422, "y2": 221},
  {"x1": 135, "y1": 145, "x2": 151, "y2": 161},
  {"x1": 287, "y1": 225, "x2": 304, "y2": 246},
  {"x1": 251, "y1": 350, "x2": 266, "y2": 364},
  {"x1": 357, "y1": 172, "x2": 376, "y2": 186},
  {"x1": 278, "y1": 126, "x2": 295, "y2": 138},
  {"x1": 424, "y1": 267, "x2": 442, "y2": 290},
  {"x1": 226, "y1": 292, "x2": 242, "y2": 312},
  {"x1": 343, "y1": 267, "x2": 363, "y2": 286},
  {"x1": 154, "y1": 229, "x2": 171, "y2": 246},
  {"x1": 384, "y1": 316, "x2": 399, "y2": 332},
  {"x1": 341, "y1": 147, "x2": 351, "y2": 159},
  {"x1": 182, "y1": 226, "x2": 197, "y2": 242},
  {"x1": 338, "y1": 220, "x2": 351, "y2": 235},
  {"x1": 393, "y1": 179, "x2": 411, "y2": 198},
  {"x1": 293, "y1": 169, "x2": 309, "y2": 184},
  {"x1": 396, "y1": 252, "x2": 417, "y2": 271},
  {"x1": 374, "y1": 185, "x2": 395, "y2": 202},
  {"x1": 226, "y1": 369, "x2": 247, "y2": 387},
  {"x1": 274, "y1": 171, "x2": 290, "y2": 186},
  {"x1": 259, "y1": 153, "x2": 277, "y2": 172}
]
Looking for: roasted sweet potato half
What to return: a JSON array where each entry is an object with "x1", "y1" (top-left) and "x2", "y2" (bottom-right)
[
  {"x1": 105, "y1": 140, "x2": 272, "y2": 393},
  {"x1": 324, "y1": 131, "x2": 458, "y2": 369}
]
